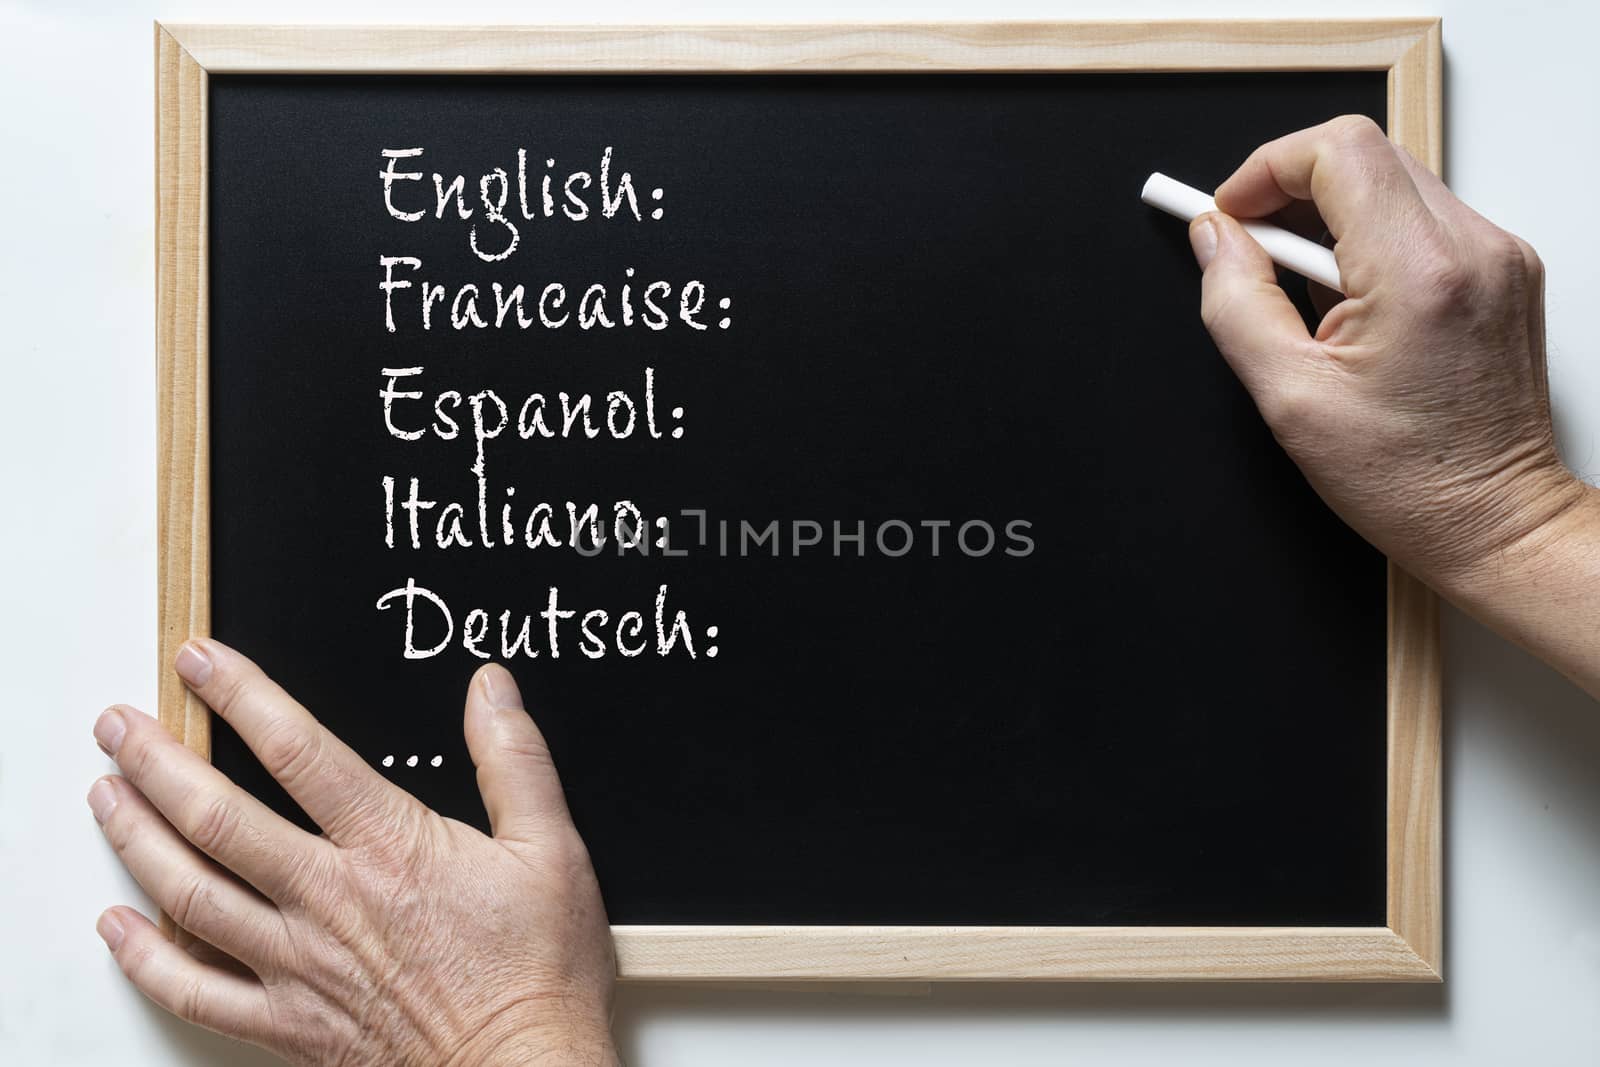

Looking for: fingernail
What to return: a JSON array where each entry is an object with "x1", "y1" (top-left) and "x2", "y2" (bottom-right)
[
  {"x1": 94, "y1": 708, "x2": 127, "y2": 757},
  {"x1": 175, "y1": 642, "x2": 212, "y2": 687},
  {"x1": 1190, "y1": 216, "x2": 1219, "y2": 269},
  {"x1": 87, "y1": 778, "x2": 117, "y2": 824},
  {"x1": 97, "y1": 911, "x2": 125, "y2": 952},
  {"x1": 481, "y1": 664, "x2": 523, "y2": 710}
]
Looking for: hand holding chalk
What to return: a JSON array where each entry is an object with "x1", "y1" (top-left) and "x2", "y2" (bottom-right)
[
  {"x1": 1145, "y1": 119, "x2": 1600, "y2": 701},
  {"x1": 1141, "y1": 172, "x2": 1344, "y2": 295}
]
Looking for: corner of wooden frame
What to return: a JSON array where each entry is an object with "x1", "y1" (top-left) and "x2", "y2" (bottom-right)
[
  {"x1": 1384, "y1": 924, "x2": 1443, "y2": 984},
  {"x1": 1386, "y1": 17, "x2": 1443, "y2": 172}
]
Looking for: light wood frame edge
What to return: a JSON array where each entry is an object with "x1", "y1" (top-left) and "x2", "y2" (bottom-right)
[
  {"x1": 1382, "y1": 20, "x2": 1444, "y2": 982},
  {"x1": 156, "y1": 25, "x2": 211, "y2": 765},
  {"x1": 155, "y1": 18, "x2": 1443, "y2": 982}
]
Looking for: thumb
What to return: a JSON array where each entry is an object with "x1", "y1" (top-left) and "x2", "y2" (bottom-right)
[
  {"x1": 463, "y1": 663, "x2": 572, "y2": 842},
  {"x1": 1190, "y1": 212, "x2": 1318, "y2": 403}
]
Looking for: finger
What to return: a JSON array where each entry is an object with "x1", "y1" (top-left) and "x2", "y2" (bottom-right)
[
  {"x1": 1389, "y1": 148, "x2": 1514, "y2": 266},
  {"x1": 1391, "y1": 145, "x2": 1522, "y2": 250},
  {"x1": 1389, "y1": 145, "x2": 1549, "y2": 371},
  {"x1": 1271, "y1": 198, "x2": 1328, "y2": 241},
  {"x1": 1191, "y1": 212, "x2": 1321, "y2": 405},
  {"x1": 185, "y1": 936, "x2": 261, "y2": 980},
  {"x1": 97, "y1": 906, "x2": 272, "y2": 1046},
  {"x1": 1214, "y1": 115, "x2": 1437, "y2": 285},
  {"x1": 89, "y1": 775, "x2": 285, "y2": 970},
  {"x1": 95, "y1": 703, "x2": 320, "y2": 901},
  {"x1": 1386, "y1": 149, "x2": 1552, "y2": 397},
  {"x1": 1309, "y1": 276, "x2": 1343, "y2": 319},
  {"x1": 1390, "y1": 145, "x2": 1469, "y2": 225},
  {"x1": 464, "y1": 663, "x2": 572, "y2": 842},
  {"x1": 1264, "y1": 201, "x2": 1344, "y2": 318},
  {"x1": 176, "y1": 638, "x2": 409, "y2": 843}
]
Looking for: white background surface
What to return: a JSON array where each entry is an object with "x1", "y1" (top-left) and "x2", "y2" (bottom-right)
[{"x1": 3, "y1": 1, "x2": 1598, "y2": 1063}]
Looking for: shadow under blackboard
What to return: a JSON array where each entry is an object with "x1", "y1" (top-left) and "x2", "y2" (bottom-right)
[{"x1": 612, "y1": 977, "x2": 1448, "y2": 1064}]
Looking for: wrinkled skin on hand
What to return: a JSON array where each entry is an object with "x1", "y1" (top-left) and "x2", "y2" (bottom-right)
[
  {"x1": 89, "y1": 640, "x2": 619, "y2": 1066},
  {"x1": 1189, "y1": 114, "x2": 1586, "y2": 592}
]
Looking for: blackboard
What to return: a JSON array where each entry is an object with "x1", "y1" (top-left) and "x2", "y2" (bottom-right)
[{"x1": 157, "y1": 21, "x2": 1444, "y2": 981}]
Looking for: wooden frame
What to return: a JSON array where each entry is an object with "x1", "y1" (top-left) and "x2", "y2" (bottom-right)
[{"x1": 157, "y1": 19, "x2": 1442, "y2": 982}]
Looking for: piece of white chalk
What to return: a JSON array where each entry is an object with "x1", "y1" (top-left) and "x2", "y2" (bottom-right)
[{"x1": 1141, "y1": 172, "x2": 1344, "y2": 295}]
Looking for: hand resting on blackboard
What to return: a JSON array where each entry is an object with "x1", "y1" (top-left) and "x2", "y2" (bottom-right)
[
  {"x1": 88, "y1": 640, "x2": 619, "y2": 1066},
  {"x1": 1189, "y1": 115, "x2": 1600, "y2": 696}
]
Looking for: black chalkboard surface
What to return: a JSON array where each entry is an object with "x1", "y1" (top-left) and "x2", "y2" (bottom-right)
[{"x1": 207, "y1": 72, "x2": 1388, "y2": 929}]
